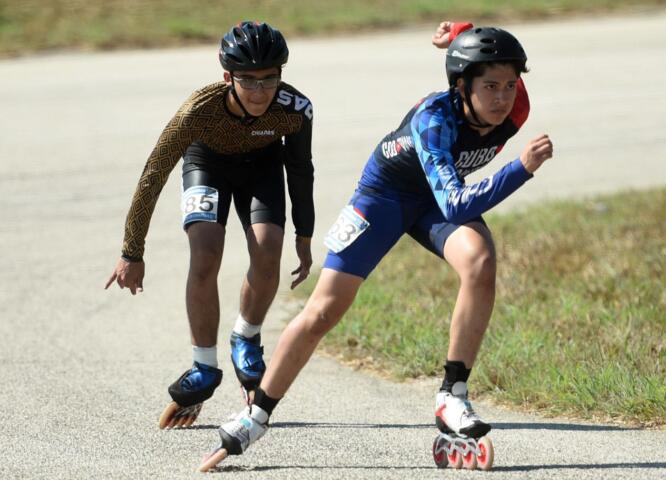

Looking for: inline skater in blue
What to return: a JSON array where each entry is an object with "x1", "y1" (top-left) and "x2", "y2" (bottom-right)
[{"x1": 199, "y1": 21, "x2": 553, "y2": 471}]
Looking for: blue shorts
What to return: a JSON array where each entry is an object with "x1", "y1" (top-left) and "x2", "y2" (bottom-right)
[{"x1": 323, "y1": 187, "x2": 485, "y2": 278}]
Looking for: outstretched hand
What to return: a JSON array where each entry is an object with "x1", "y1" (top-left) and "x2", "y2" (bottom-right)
[
  {"x1": 290, "y1": 236, "x2": 312, "y2": 290},
  {"x1": 105, "y1": 257, "x2": 145, "y2": 295},
  {"x1": 432, "y1": 21, "x2": 453, "y2": 49}
]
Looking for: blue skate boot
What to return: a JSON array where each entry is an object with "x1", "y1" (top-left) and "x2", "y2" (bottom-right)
[
  {"x1": 230, "y1": 332, "x2": 266, "y2": 405},
  {"x1": 158, "y1": 361, "x2": 222, "y2": 429}
]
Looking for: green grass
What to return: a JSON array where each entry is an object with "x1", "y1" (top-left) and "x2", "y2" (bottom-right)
[
  {"x1": 297, "y1": 189, "x2": 666, "y2": 426},
  {"x1": 1, "y1": 0, "x2": 664, "y2": 57}
]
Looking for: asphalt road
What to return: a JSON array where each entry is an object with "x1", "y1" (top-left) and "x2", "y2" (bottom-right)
[{"x1": 1, "y1": 11, "x2": 665, "y2": 480}]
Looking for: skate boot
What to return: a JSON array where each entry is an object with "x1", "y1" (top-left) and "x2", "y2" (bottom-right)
[
  {"x1": 432, "y1": 382, "x2": 494, "y2": 470},
  {"x1": 230, "y1": 332, "x2": 266, "y2": 404},
  {"x1": 158, "y1": 362, "x2": 222, "y2": 429},
  {"x1": 197, "y1": 405, "x2": 269, "y2": 472}
]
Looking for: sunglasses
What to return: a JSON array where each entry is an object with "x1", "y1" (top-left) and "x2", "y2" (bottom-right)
[{"x1": 233, "y1": 75, "x2": 281, "y2": 90}]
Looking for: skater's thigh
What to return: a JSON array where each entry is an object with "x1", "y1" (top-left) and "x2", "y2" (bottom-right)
[
  {"x1": 307, "y1": 268, "x2": 365, "y2": 320},
  {"x1": 442, "y1": 221, "x2": 496, "y2": 273},
  {"x1": 186, "y1": 222, "x2": 226, "y2": 260},
  {"x1": 408, "y1": 204, "x2": 489, "y2": 261}
]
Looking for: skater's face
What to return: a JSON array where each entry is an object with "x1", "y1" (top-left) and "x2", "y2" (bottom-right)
[
  {"x1": 458, "y1": 63, "x2": 519, "y2": 128},
  {"x1": 224, "y1": 67, "x2": 281, "y2": 117}
]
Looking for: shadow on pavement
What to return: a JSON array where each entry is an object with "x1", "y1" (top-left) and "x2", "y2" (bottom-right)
[
  {"x1": 208, "y1": 461, "x2": 666, "y2": 473},
  {"x1": 178, "y1": 421, "x2": 639, "y2": 432},
  {"x1": 495, "y1": 462, "x2": 666, "y2": 472},
  {"x1": 270, "y1": 421, "x2": 637, "y2": 432}
]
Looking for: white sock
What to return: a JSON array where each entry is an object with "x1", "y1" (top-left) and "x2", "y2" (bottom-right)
[
  {"x1": 233, "y1": 314, "x2": 261, "y2": 338},
  {"x1": 192, "y1": 345, "x2": 218, "y2": 368}
]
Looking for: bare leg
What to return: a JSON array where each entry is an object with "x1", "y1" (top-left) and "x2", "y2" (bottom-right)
[
  {"x1": 186, "y1": 222, "x2": 226, "y2": 347},
  {"x1": 442, "y1": 222, "x2": 496, "y2": 368},
  {"x1": 239, "y1": 223, "x2": 284, "y2": 325},
  {"x1": 261, "y1": 269, "x2": 364, "y2": 398}
]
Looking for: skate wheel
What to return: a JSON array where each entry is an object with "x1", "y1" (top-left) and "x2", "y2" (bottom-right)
[
  {"x1": 158, "y1": 402, "x2": 202, "y2": 429},
  {"x1": 477, "y1": 436, "x2": 494, "y2": 471},
  {"x1": 462, "y1": 448, "x2": 477, "y2": 470},
  {"x1": 432, "y1": 436, "x2": 449, "y2": 468},
  {"x1": 448, "y1": 449, "x2": 463, "y2": 469},
  {"x1": 158, "y1": 402, "x2": 181, "y2": 429},
  {"x1": 197, "y1": 448, "x2": 229, "y2": 472}
]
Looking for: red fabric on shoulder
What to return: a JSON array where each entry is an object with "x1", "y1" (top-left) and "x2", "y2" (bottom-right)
[
  {"x1": 449, "y1": 22, "x2": 473, "y2": 43},
  {"x1": 509, "y1": 78, "x2": 530, "y2": 128}
]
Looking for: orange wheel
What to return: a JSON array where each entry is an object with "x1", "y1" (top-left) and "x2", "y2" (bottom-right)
[{"x1": 158, "y1": 402, "x2": 180, "y2": 429}]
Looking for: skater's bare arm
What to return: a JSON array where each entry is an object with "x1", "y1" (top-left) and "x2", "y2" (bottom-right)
[
  {"x1": 520, "y1": 134, "x2": 554, "y2": 174},
  {"x1": 290, "y1": 235, "x2": 312, "y2": 290},
  {"x1": 105, "y1": 257, "x2": 145, "y2": 295}
]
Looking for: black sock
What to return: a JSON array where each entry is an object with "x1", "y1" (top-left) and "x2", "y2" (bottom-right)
[
  {"x1": 439, "y1": 360, "x2": 471, "y2": 392},
  {"x1": 252, "y1": 387, "x2": 281, "y2": 416}
]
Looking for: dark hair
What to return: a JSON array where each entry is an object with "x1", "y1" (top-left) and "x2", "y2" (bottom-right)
[{"x1": 460, "y1": 60, "x2": 529, "y2": 87}]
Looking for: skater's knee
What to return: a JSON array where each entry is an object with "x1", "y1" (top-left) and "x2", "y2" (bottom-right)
[
  {"x1": 300, "y1": 300, "x2": 346, "y2": 337},
  {"x1": 249, "y1": 249, "x2": 281, "y2": 280},
  {"x1": 458, "y1": 247, "x2": 496, "y2": 287},
  {"x1": 189, "y1": 250, "x2": 223, "y2": 282},
  {"x1": 248, "y1": 229, "x2": 283, "y2": 279}
]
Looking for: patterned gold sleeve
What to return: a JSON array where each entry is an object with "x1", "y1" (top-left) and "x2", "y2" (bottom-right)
[{"x1": 121, "y1": 109, "x2": 197, "y2": 260}]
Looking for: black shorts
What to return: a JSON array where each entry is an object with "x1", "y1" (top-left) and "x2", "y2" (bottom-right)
[{"x1": 181, "y1": 141, "x2": 286, "y2": 232}]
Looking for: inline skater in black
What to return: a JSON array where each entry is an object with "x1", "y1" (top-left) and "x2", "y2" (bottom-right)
[{"x1": 105, "y1": 21, "x2": 315, "y2": 429}]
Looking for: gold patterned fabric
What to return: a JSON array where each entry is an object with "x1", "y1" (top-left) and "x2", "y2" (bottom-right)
[{"x1": 121, "y1": 81, "x2": 313, "y2": 260}]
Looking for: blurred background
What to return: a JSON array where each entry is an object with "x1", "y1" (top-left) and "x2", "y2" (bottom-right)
[{"x1": 2, "y1": 0, "x2": 665, "y2": 57}]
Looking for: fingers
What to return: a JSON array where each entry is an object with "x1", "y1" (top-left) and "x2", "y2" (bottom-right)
[
  {"x1": 432, "y1": 22, "x2": 452, "y2": 48},
  {"x1": 104, "y1": 272, "x2": 117, "y2": 290},
  {"x1": 436, "y1": 21, "x2": 452, "y2": 34},
  {"x1": 290, "y1": 267, "x2": 311, "y2": 290},
  {"x1": 290, "y1": 273, "x2": 306, "y2": 290},
  {"x1": 531, "y1": 134, "x2": 553, "y2": 160}
]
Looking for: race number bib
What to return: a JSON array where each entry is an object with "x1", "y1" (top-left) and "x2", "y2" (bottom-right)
[
  {"x1": 324, "y1": 205, "x2": 370, "y2": 254},
  {"x1": 182, "y1": 186, "x2": 219, "y2": 224}
]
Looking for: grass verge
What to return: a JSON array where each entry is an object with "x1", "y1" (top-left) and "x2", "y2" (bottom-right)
[
  {"x1": 1, "y1": 0, "x2": 664, "y2": 57},
  {"x1": 297, "y1": 188, "x2": 666, "y2": 426}
]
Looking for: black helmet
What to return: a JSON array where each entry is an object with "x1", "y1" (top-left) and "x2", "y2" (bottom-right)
[
  {"x1": 445, "y1": 27, "x2": 527, "y2": 86},
  {"x1": 219, "y1": 21, "x2": 289, "y2": 71}
]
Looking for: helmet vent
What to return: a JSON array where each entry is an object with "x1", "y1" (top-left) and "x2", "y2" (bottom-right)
[
  {"x1": 480, "y1": 37, "x2": 495, "y2": 44},
  {"x1": 480, "y1": 47, "x2": 497, "y2": 54}
]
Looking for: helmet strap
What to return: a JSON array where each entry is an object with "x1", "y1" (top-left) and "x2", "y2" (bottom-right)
[
  {"x1": 462, "y1": 82, "x2": 492, "y2": 129},
  {"x1": 230, "y1": 77, "x2": 258, "y2": 125}
]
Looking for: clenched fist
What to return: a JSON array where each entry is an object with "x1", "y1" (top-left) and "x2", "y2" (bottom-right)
[{"x1": 520, "y1": 134, "x2": 553, "y2": 174}]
